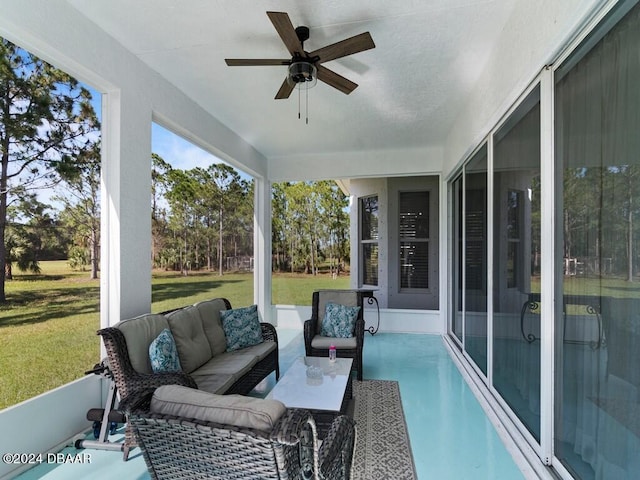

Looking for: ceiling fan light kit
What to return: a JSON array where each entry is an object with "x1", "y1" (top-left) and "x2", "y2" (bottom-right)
[
  {"x1": 225, "y1": 11, "x2": 375, "y2": 123},
  {"x1": 287, "y1": 61, "x2": 317, "y2": 89}
]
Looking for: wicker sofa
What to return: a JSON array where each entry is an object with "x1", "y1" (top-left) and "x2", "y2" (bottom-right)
[
  {"x1": 98, "y1": 297, "x2": 279, "y2": 458},
  {"x1": 121, "y1": 385, "x2": 356, "y2": 480}
]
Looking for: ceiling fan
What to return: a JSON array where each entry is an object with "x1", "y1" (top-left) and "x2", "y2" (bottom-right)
[{"x1": 225, "y1": 11, "x2": 375, "y2": 100}]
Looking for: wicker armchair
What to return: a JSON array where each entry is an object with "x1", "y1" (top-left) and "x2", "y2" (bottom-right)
[
  {"x1": 304, "y1": 290, "x2": 365, "y2": 381},
  {"x1": 121, "y1": 388, "x2": 356, "y2": 480}
]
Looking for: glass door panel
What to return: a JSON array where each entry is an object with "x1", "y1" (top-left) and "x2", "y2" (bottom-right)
[
  {"x1": 465, "y1": 146, "x2": 488, "y2": 374},
  {"x1": 554, "y1": 2, "x2": 640, "y2": 478},
  {"x1": 492, "y1": 87, "x2": 542, "y2": 440}
]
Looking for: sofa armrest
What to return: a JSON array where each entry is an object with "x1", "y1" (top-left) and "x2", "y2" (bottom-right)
[
  {"x1": 119, "y1": 388, "x2": 156, "y2": 415},
  {"x1": 260, "y1": 322, "x2": 278, "y2": 344},
  {"x1": 98, "y1": 327, "x2": 197, "y2": 399}
]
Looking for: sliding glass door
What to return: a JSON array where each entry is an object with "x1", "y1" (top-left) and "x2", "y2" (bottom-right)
[{"x1": 554, "y1": 2, "x2": 640, "y2": 478}]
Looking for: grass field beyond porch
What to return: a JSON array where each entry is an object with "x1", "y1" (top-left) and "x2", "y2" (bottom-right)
[{"x1": 0, "y1": 261, "x2": 349, "y2": 410}]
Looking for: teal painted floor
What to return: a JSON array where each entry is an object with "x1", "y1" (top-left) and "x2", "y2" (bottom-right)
[{"x1": 16, "y1": 332, "x2": 524, "y2": 479}]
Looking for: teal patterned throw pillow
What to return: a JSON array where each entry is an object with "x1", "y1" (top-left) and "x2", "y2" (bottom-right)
[
  {"x1": 149, "y1": 328, "x2": 182, "y2": 373},
  {"x1": 321, "y1": 303, "x2": 360, "y2": 338},
  {"x1": 221, "y1": 304, "x2": 264, "y2": 352}
]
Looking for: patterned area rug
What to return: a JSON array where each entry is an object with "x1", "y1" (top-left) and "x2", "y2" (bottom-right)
[{"x1": 351, "y1": 380, "x2": 417, "y2": 480}]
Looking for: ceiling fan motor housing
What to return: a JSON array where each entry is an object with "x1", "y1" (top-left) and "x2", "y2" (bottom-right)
[{"x1": 295, "y1": 26, "x2": 310, "y2": 43}]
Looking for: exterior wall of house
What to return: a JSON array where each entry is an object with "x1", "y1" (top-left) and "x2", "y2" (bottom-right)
[
  {"x1": 348, "y1": 178, "x2": 389, "y2": 305},
  {"x1": 348, "y1": 176, "x2": 439, "y2": 310}
]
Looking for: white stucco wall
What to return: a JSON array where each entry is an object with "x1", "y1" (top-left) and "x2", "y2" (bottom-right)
[{"x1": 442, "y1": 0, "x2": 604, "y2": 178}]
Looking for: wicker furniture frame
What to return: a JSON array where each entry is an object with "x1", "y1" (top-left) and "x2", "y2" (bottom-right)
[
  {"x1": 304, "y1": 291, "x2": 365, "y2": 381},
  {"x1": 97, "y1": 298, "x2": 280, "y2": 459},
  {"x1": 121, "y1": 389, "x2": 356, "y2": 480}
]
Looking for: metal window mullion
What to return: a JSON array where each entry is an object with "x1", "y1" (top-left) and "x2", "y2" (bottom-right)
[
  {"x1": 461, "y1": 165, "x2": 466, "y2": 348},
  {"x1": 539, "y1": 66, "x2": 555, "y2": 466},
  {"x1": 487, "y1": 136, "x2": 495, "y2": 388}
]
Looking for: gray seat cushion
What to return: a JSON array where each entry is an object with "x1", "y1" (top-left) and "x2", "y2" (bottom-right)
[
  {"x1": 190, "y1": 373, "x2": 237, "y2": 394},
  {"x1": 192, "y1": 353, "x2": 257, "y2": 380},
  {"x1": 151, "y1": 385, "x2": 286, "y2": 432},
  {"x1": 228, "y1": 341, "x2": 276, "y2": 361}
]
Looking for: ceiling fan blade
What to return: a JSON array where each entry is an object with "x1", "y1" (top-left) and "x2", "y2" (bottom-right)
[
  {"x1": 267, "y1": 11, "x2": 304, "y2": 56},
  {"x1": 316, "y1": 65, "x2": 358, "y2": 94},
  {"x1": 225, "y1": 59, "x2": 291, "y2": 66},
  {"x1": 309, "y1": 32, "x2": 375, "y2": 64},
  {"x1": 275, "y1": 78, "x2": 295, "y2": 99}
]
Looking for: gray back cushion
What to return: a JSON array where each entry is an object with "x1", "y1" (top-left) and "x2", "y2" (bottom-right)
[
  {"x1": 166, "y1": 306, "x2": 212, "y2": 373},
  {"x1": 194, "y1": 299, "x2": 229, "y2": 356},
  {"x1": 117, "y1": 313, "x2": 170, "y2": 374},
  {"x1": 151, "y1": 385, "x2": 286, "y2": 432},
  {"x1": 316, "y1": 290, "x2": 359, "y2": 334}
]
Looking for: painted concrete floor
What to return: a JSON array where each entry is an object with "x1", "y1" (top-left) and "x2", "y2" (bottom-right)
[{"x1": 16, "y1": 331, "x2": 525, "y2": 479}]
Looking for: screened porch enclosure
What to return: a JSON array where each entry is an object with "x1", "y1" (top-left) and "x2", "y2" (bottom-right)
[{"x1": 2, "y1": 1, "x2": 639, "y2": 480}]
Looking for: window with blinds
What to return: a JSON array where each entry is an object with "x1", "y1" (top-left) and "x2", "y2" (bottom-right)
[
  {"x1": 399, "y1": 191, "x2": 429, "y2": 289},
  {"x1": 360, "y1": 195, "x2": 379, "y2": 286}
]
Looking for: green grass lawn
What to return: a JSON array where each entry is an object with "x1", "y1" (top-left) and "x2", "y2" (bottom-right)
[
  {"x1": 5, "y1": 261, "x2": 638, "y2": 411},
  {"x1": 0, "y1": 261, "x2": 348, "y2": 410}
]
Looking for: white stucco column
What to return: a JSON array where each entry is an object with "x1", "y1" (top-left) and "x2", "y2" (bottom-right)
[
  {"x1": 253, "y1": 176, "x2": 273, "y2": 324},
  {"x1": 100, "y1": 89, "x2": 153, "y2": 329}
]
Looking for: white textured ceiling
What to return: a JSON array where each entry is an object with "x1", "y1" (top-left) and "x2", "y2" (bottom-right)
[{"x1": 69, "y1": 0, "x2": 518, "y2": 159}]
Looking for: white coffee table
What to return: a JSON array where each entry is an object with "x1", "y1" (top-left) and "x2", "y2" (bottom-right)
[{"x1": 267, "y1": 356, "x2": 353, "y2": 435}]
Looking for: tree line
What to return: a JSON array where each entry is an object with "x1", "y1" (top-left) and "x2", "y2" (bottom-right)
[
  {"x1": 562, "y1": 165, "x2": 640, "y2": 281},
  {"x1": 151, "y1": 154, "x2": 254, "y2": 275},
  {"x1": 151, "y1": 168, "x2": 350, "y2": 278},
  {"x1": 272, "y1": 181, "x2": 349, "y2": 276}
]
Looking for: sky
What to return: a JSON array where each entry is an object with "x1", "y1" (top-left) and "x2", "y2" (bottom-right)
[
  {"x1": 151, "y1": 123, "x2": 236, "y2": 173},
  {"x1": 86, "y1": 86, "x2": 234, "y2": 174},
  {"x1": 28, "y1": 85, "x2": 251, "y2": 213}
]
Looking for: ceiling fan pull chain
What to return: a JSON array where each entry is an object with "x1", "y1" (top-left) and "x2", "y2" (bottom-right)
[
  {"x1": 298, "y1": 85, "x2": 301, "y2": 120},
  {"x1": 306, "y1": 85, "x2": 309, "y2": 124}
]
